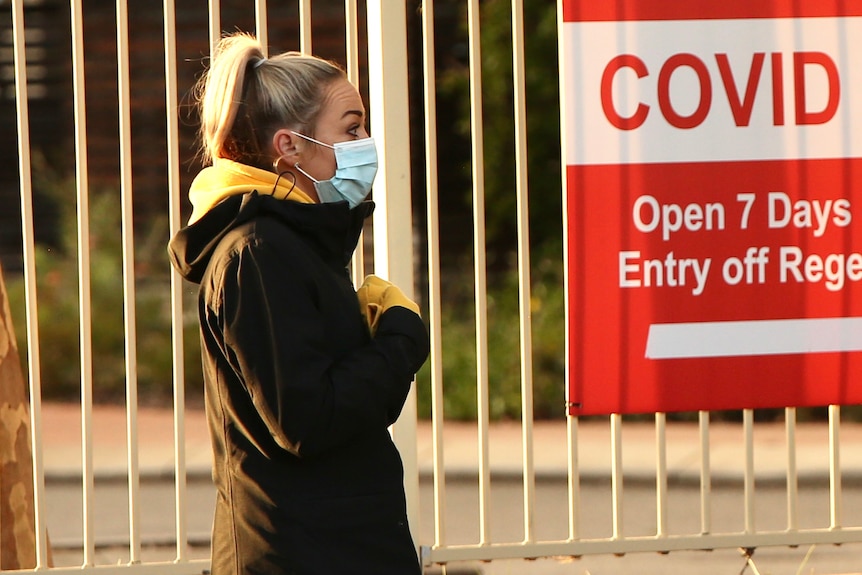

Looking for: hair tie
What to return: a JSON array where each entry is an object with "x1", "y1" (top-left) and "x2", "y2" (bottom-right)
[{"x1": 253, "y1": 57, "x2": 267, "y2": 69}]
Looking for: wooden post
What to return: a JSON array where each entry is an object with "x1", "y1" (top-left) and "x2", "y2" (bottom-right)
[{"x1": 0, "y1": 263, "x2": 37, "y2": 570}]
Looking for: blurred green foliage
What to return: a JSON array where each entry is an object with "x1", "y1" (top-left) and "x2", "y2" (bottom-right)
[
  {"x1": 415, "y1": 257, "x2": 568, "y2": 420},
  {"x1": 413, "y1": 0, "x2": 569, "y2": 419},
  {"x1": 434, "y1": 0, "x2": 563, "y2": 267},
  {"x1": 5, "y1": 167, "x2": 202, "y2": 406}
]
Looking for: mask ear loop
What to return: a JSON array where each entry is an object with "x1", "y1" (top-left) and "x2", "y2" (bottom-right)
[{"x1": 272, "y1": 157, "x2": 297, "y2": 199}]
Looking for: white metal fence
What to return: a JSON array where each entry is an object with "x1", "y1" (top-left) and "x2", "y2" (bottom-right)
[{"x1": 6, "y1": 0, "x2": 862, "y2": 573}]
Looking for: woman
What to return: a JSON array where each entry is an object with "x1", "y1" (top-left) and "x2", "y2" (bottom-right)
[{"x1": 168, "y1": 33, "x2": 429, "y2": 574}]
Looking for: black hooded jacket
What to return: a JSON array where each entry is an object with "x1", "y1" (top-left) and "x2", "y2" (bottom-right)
[{"x1": 168, "y1": 192, "x2": 429, "y2": 574}]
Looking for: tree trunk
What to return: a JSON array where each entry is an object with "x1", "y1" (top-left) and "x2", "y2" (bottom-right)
[{"x1": 0, "y1": 263, "x2": 38, "y2": 570}]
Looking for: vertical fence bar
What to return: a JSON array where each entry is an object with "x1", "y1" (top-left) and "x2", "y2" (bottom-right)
[
  {"x1": 299, "y1": 0, "x2": 312, "y2": 54},
  {"x1": 345, "y1": 0, "x2": 365, "y2": 286},
  {"x1": 255, "y1": 0, "x2": 268, "y2": 56},
  {"x1": 699, "y1": 411, "x2": 711, "y2": 534},
  {"x1": 611, "y1": 414, "x2": 623, "y2": 539},
  {"x1": 510, "y1": 0, "x2": 535, "y2": 544},
  {"x1": 558, "y1": 0, "x2": 580, "y2": 544},
  {"x1": 655, "y1": 413, "x2": 668, "y2": 538},
  {"x1": 567, "y1": 416, "x2": 580, "y2": 540},
  {"x1": 785, "y1": 407, "x2": 799, "y2": 531},
  {"x1": 11, "y1": 2, "x2": 49, "y2": 568},
  {"x1": 209, "y1": 0, "x2": 220, "y2": 54},
  {"x1": 465, "y1": 0, "x2": 492, "y2": 545},
  {"x1": 344, "y1": 0, "x2": 360, "y2": 85},
  {"x1": 164, "y1": 0, "x2": 188, "y2": 560},
  {"x1": 70, "y1": 0, "x2": 96, "y2": 564},
  {"x1": 828, "y1": 405, "x2": 842, "y2": 529},
  {"x1": 421, "y1": 0, "x2": 448, "y2": 549},
  {"x1": 365, "y1": 0, "x2": 421, "y2": 541},
  {"x1": 116, "y1": 0, "x2": 142, "y2": 561},
  {"x1": 743, "y1": 409, "x2": 755, "y2": 534}
]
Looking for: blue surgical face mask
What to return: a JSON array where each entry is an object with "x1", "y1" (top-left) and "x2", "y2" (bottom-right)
[{"x1": 291, "y1": 131, "x2": 378, "y2": 208}]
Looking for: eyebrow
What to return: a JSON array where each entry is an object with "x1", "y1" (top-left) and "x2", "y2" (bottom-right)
[{"x1": 342, "y1": 109, "x2": 365, "y2": 119}]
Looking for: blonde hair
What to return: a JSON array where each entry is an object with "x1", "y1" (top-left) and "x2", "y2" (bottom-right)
[{"x1": 196, "y1": 33, "x2": 345, "y2": 168}]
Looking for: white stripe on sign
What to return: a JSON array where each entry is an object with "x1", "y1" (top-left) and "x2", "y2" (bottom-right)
[
  {"x1": 563, "y1": 17, "x2": 862, "y2": 165},
  {"x1": 645, "y1": 317, "x2": 862, "y2": 358}
]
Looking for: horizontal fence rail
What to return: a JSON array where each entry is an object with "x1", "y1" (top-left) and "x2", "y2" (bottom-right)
[{"x1": 418, "y1": 409, "x2": 862, "y2": 566}]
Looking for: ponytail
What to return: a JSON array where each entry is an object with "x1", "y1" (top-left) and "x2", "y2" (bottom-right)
[{"x1": 195, "y1": 33, "x2": 345, "y2": 168}]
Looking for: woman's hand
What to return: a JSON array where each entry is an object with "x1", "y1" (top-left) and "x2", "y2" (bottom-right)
[{"x1": 356, "y1": 274, "x2": 420, "y2": 335}]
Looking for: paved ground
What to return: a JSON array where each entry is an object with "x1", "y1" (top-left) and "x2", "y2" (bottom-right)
[
  {"x1": 32, "y1": 402, "x2": 862, "y2": 574},
  {"x1": 37, "y1": 402, "x2": 862, "y2": 483}
]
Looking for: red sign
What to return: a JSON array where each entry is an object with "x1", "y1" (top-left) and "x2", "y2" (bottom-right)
[{"x1": 562, "y1": 1, "x2": 862, "y2": 415}]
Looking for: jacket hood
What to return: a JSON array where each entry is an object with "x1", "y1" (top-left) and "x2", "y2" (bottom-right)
[
  {"x1": 168, "y1": 192, "x2": 374, "y2": 284},
  {"x1": 187, "y1": 158, "x2": 315, "y2": 225}
]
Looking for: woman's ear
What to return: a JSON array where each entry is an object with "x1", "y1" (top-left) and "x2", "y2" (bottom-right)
[{"x1": 271, "y1": 129, "x2": 299, "y2": 165}]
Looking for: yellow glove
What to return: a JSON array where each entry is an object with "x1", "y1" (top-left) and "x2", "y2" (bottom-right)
[
  {"x1": 356, "y1": 274, "x2": 420, "y2": 335},
  {"x1": 356, "y1": 275, "x2": 388, "y2": 332}
]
